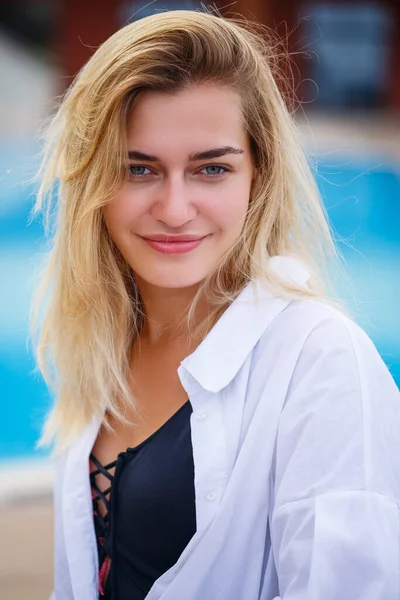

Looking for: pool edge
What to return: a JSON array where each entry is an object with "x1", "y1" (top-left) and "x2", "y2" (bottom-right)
[{"x1": 0, "y1": 457, "x2": 54, "y2": 507}]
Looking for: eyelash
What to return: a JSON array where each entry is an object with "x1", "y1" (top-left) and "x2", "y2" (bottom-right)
[{"x1": 127, "y1": 164, "x2": 230, "y2": 179}]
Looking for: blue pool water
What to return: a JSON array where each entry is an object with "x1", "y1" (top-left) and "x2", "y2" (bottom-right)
[{"x1": 0, "y1": 150, "x2": 399, "y2": 461}]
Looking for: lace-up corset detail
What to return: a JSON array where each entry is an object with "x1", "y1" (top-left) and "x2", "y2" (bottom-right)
[{"x1": 90, "y1": 453, "x2": 116, "y2": 597}]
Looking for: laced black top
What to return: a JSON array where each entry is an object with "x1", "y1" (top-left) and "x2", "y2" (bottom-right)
[{"x1": 89, "y1": 400, "x2": 196, "y2": 600}]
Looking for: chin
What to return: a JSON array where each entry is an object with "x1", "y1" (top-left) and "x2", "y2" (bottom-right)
[{"x1": 135, "y1": 267, "x2": 210, "y2": 291}]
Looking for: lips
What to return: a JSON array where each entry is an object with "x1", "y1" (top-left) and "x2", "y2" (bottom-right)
[{"x1": 140, "y1": 234, "x2": 208, "y2": 255}]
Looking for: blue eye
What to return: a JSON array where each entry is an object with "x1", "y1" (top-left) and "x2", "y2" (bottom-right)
[
  {"x1": 128, "y1": 165, "x2": 151, "y2": 177},
  {"x1": 201, "y1": 165, "x2": 227, "y2": 177}
]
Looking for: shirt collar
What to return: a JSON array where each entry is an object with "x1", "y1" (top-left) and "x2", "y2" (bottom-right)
[{"x1": 179, "y1": 256, "x2": 310, "y2": 394}]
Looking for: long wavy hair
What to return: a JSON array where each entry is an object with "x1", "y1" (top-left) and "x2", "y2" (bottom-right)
[{"x1": 31, "y1": 9, "x2": 339, "y2": 451}]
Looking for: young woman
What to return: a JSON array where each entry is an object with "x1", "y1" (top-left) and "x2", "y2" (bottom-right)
[{"x1": 32, "y1": 9, "x2": 400, "y2": 600}]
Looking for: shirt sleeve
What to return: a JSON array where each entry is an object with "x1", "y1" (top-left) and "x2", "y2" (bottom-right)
[{"x1": 270, "y1": 313, "x2": 400, "y2": 600}]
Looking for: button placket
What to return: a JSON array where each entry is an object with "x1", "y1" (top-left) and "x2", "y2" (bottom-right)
[
  {"x1": 195, "y1": 410, "x2": 207, "y2": 422},
  {"x1": 184, "y1": 381, "x2": 229, "y2": 533}
]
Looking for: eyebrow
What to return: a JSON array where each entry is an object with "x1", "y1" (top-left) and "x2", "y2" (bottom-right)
[{"x1": 127, "y1": 146, "x2": 244, "y2": 162}]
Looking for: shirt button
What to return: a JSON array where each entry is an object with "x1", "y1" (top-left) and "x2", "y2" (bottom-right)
[
  {"x1": 195, "y1": 410, "x2": 207, "y2": 422},
  {"x1": 206, "y1": 492, "x2": 216, "y2": 501}
]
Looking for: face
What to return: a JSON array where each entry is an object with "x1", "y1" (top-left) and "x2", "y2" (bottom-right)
[{"x1": 103, "y1": 84, "x2": 255, "y2": 292}]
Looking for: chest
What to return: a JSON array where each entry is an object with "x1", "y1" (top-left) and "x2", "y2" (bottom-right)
[{"x1": 90, "y1": 344, "x2": 191, "y2": 503}]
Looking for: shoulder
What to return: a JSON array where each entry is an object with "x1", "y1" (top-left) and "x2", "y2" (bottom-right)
[
  {"x1": 266, "y1": 297, "x2": 373, "y2": 355},
  {"x1": 257, "y1": 297, "x2": 397, "y2": 395}
]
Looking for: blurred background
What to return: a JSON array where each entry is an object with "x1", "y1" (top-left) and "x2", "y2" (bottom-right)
[{"x1": 0, "y1": 0, "x2": 399, "y2": 598}]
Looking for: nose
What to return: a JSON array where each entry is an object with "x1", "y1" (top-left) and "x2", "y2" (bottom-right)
[{"x1": 150, "y1": 175, "x2": 197, "y2": 228}]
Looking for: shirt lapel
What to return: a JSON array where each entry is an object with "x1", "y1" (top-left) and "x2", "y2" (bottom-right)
[{"x1": 62, "y1": 415, "x2": 103, "y2": 599}]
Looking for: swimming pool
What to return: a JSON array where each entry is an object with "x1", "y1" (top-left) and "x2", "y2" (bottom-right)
[{"x1": 1, "y1": 150, "x2": 399, "y2": 461}]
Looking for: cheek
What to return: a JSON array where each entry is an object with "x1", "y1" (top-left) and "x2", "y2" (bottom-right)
[
  {"x1": 207, "y1": 183, "x2": 250, "y2": 233},
  {"x1": 103, "y1": 189, "x2": 141, "y2": 235}
]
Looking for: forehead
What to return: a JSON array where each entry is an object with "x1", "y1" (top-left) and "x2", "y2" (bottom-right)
[{"x1": 125, "y1": 84, "x2": 248, "y2": 153}]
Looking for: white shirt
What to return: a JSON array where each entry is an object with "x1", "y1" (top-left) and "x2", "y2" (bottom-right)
[{"x1": 53, "y1": 257, "x2": 400, "y2": 600}]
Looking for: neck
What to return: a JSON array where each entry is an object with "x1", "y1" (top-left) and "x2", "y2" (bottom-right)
[{"x1": 136, "y1": 278, "x2": 210, "y2": 346}]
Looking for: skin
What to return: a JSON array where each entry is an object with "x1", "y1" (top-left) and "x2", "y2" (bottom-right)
[{"x1": 103, "y1": 83, "x2": 256, "y2": 343}]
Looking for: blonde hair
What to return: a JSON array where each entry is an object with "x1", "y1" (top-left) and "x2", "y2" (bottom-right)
[{"x1": 32, "y1": 9, "x2": 339, "y2": 450}]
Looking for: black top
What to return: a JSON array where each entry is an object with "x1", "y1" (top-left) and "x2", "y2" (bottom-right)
[{"x1": 89, "y1": 400, "x2": 196, "y2": 600}]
